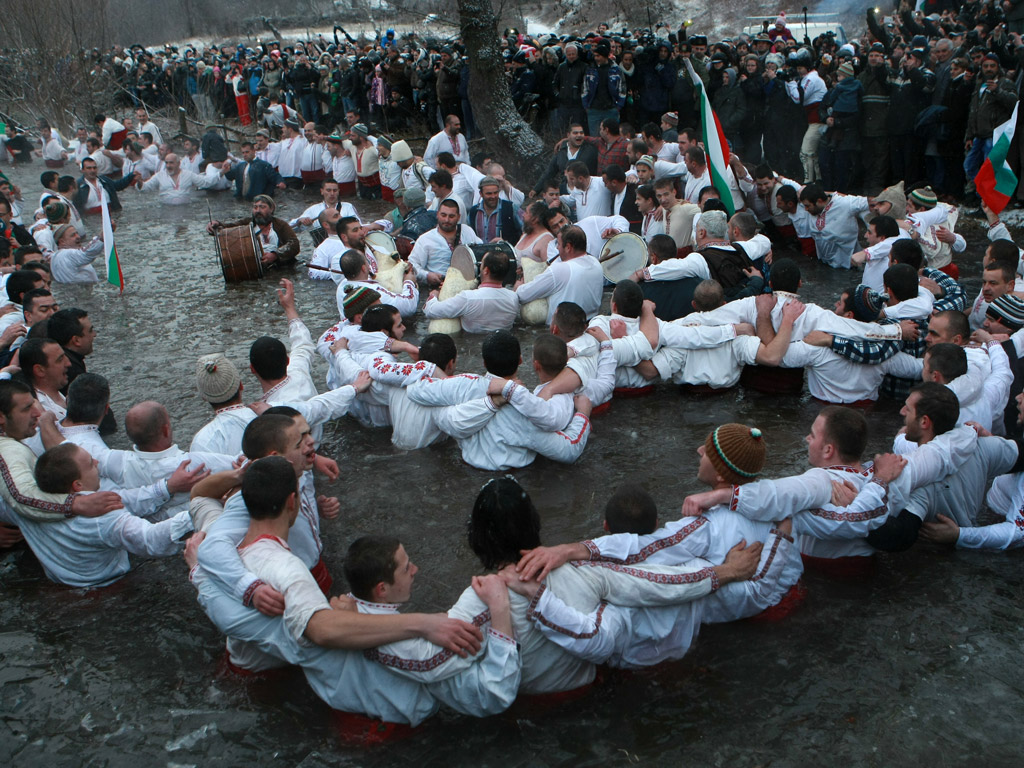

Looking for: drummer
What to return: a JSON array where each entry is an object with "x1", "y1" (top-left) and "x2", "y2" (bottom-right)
[
  {"x1": 574, "y1": 212, "x2": 631, "y2": 263},
  {"x1": 308, "y1": 209, "x2": 345, "y2": 281},
  {"x1": 207, "y1": 195, "x2": 300, "y2": 268},
  {"x1": 423, "y1": 250, "x2": 519, "y2": 333},
  {"x1": 467, "y1": 177, "x2": 521, "y2": 244},
  {"x1": 514, "y1": 225, "x2": 604, "y2": 324},
  {"x1": 408, "y1": 199, "x2": 482, "y2": 288},
  {"x1": 287, "y1": 178, "x2": 359, "y2": 241}
]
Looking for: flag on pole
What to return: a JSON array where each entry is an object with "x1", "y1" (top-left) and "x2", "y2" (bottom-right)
[
  {"x1": 974, "y1": 102, "x2": 1019, "y2": 215},
  {"x1": 684, "y1": 59, "x2": 735, "y2": 216},
  {"x1": 100, "y1": 196, "x2": 124, "y2": 292}
]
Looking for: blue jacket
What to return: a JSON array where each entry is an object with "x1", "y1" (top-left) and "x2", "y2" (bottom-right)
[
  {"x1": 224, "y1": 159, "x2": 283, "y2": 200},
  {"x1": 582, "y1": 63, "x2": 626, "y2": 110}
]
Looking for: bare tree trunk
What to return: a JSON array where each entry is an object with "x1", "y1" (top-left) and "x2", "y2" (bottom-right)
[{"x1": 456, "y1": 0, "x2": 547, "y2": 182}]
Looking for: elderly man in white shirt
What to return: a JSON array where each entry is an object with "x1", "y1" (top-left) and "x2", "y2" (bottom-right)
[
  {"x1": 138, "y1": 153, "x2": 212, "y2": 204},
  {"x1": 50, "y1": 224, "x2": 104, "y2": 284}
]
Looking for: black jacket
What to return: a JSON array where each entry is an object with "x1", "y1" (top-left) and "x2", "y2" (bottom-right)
[{"x1": 72, "y1": 173, "x2": 136, "y2": 213}]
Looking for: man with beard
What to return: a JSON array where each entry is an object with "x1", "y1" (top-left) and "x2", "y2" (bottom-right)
[
  {"x1": 408, "y1": 199, "x2": 481, "y2": 287},
  {"x1": 222, "y1": 142, "x2": 286, "y2": 201},
  {"x1": 207, "y1": 195, "x2": 299, "y2": 268}
]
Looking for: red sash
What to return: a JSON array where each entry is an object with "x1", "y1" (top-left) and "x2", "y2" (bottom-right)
[
  {"x1": 799, "y1": 237, "x2": 816, "y2": 258},
  {"x1": 218, "y1": 650, "x2": 296, "y2": 680},
  {"x1": 336, "y1": 181, "x2": 356, "y2": 196},
  {"x1": 612, "y1": 385, "x2": 655, "y2": 398},
  {"x1": 310, "y1": 557, "x2": 333, "y2": 596},
  {"x1": 357, "y1": 172, "x2": 381, "y2": 187},
  {"x1": 106, "y1": 129, "x2": 127, "y2": 150},
  {"x1": 591, "y1": 401, "x2": 611, "y2": 416},
  {"x1": 938, "y1": 263, "x2": 959, "y2": 280},
  {"x1": 45, "y1": 159, "x2": 65, "y2": 169},
  {"x1": 331, "y1": 710, "x2": 419, "y2": 746},
  {"x1": 382, "y1": 186, "x2": 395, "y2": 202},
  {"x1": 301, "y1": 169, "x2": 327, "y2": 184},
  {"x1": 747, "y1": 580, "x2": 807, "y2": 623}
]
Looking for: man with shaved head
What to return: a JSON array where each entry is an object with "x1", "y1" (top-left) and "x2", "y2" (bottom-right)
[
  {"x1": 137, "y1": 151, "x2": 214, "y2": 204},
  {"x1": 57, "y1": 375, "x2": 236, "y2": 520}
]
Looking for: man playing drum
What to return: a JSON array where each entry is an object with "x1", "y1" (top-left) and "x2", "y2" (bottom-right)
[{"x1": 207, "y1": 195, "x2": 300, "y2": 269}]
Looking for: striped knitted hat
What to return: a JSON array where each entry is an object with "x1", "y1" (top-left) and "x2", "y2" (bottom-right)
[
  {"x1": 342, "y1": 285, "x2": 381, "y2": 320},
  {"x1": 986, "y1": 294, "x2": 1024, "y2": 331},
  {"x1": 909, "y1": 186, "x2": 937, "y2": 209},
  {"x1": 636, "y1": 155, "x2": 656, "y2": 170},
  {"x1": 704, "y1": 424, "x2": 766, "y2": 485}
]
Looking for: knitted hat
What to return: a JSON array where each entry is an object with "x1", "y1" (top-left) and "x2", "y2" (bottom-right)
[
  {"x1": 661, "y1": 112, "x2": 678, "y2": 126},
  {"x1": 351, "y1": 123, "x2": 369, "y2": 138},
  {"x1": 594, "y1": 40, "x2": 611, "y2": 58},
  {"x1": 909, "y1": 186, "x2": 937, "y2": 209},
  {"x1": 704, "y1": 424, "x2": 766, "y2": 485},
  {"x1": 775, "y1": 13, "x2": 787, "y2": 26},
  {"x1": 325, "y1": 132, "x2": 346, "y2": 144},
  {"x1": 851, "y1": 284, "x2": 885, "y2": 322},
  {"x1": 403, "y1": 187, "x2": 426, "y2": 207},
  {"x1": 284, "y1": 118, "x2": 300, "y2": 129},
  {"x1": 45, "y1": 201, "x2": 69, "y2": 224},
  {"x1": 252, "y1": 193, "x2": 276, "y2": 211},
  {"x1": 391, "y1": 140, "x2": 413, "y2": 162},
  {"x1": 636, "y1": 155, "x2": 656, "y2": 170},
  {"x1": 53, "y1": 223, "x2": 76, "y2": 244},
  {"x1": 837, "y1": 61, "x2": 855, "y2": 78},
  {"x1": 377, "y1": 135, "x2": 393, "y2": 150},
  {"x1": 986, "y1": 294, "x2": 1024, "y2": 331},
  {"x1": 196, "y1": 352, "x2": 241, "y2": 403},
  {"x1": 873, "y1": 180, "x2": 906, "y2": 219},
  {"x1": 342, "y1": 284, "x2": 381, "y2": 320}
]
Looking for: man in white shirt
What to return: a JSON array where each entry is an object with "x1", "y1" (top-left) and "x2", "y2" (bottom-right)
[
  {"x1": 336, "y1": 249, "x2": 419, "y2": 318},
  {"x1": 134, "y1": 107, "x2": 163, "y2": 146},
  {"x1": 424, "y1": 249, "x2": 519, "y2": 333},
  {"x1": 798, "y1": 184, "x2": 870, "y2": 269},
  {"x1": 424, "y1": 114, "x2": 470, "y2": 168},
  {"x1": 851, "y1": 215, "x2": 907, "y2": 293},
  {"x1": 50, "y1": 224, "x2": 103, "y2": 284},
  {"x1": 138, "y1": 153, "x2": 212, "y2": 204},
  {"x1": 564, "y1": 160, "x2": 612, "y2": 219},
  {"x1": 179, "y1": 137, "x2": 203, "y2": 174},
  {"x1": 515, "y1": 224, "x2": 604, "y2": 324},
  {"x1": 276, "y1": 120, "x2": 308, "y2": 188},
  {"x1": 408, "y1": 199, "x2": 481, "y2": 287},
  {"x1": 254, "y1": 130, "x2": 281, "y2": 168}
]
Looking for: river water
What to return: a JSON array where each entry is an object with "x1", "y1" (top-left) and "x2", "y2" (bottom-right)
[{"x1": 1, "y1": 157, "x2": 1022, "y2": 767}]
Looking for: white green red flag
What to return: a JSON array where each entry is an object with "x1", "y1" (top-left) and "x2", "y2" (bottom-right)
[
  {"x1": 100, "y1": 196, "x2": 124, "y2": 292},
  {"x1": 975, "y1": 102, "x2": 1019, "y2": 215},
  {"x1": 684, "y1": 58, "x2": 735, "y2": 216}
]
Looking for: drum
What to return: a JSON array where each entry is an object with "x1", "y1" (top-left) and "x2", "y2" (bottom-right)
[
  {"x1": 215, "y1": 225, "x2": 265, "y2": 283},
  {"x1": 365, "y1": 230, "x2": 398, "y2": 260},
  {"x1": 395, "y1": 235, "x2": 415, "y2": 259},
  {"x1": 456, "y1": 241, "x2": 518, "y2": 287},
  {"x1": 310, "y1": 227, "x2": 329, "y2": 249},
  {"x1": 600, "y1": 232, "x2": 648, "y2": 284}
]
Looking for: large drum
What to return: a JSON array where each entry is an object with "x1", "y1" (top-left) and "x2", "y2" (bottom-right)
[
  {"x1": 310, "y1": 227, "x2": 330, "y2": 249},
  {"x1": 216, "y1": 225, "x2": 265, "y2": 283},
  {"x1": 454, "y1": 241, "x2": 518, "y2": 287},
  {"x1": 600, "y1": 232, "x2": 648, "y2": 284},
  {"x1": 395, "y1": 235, "x2": 415, "y2": 259}
]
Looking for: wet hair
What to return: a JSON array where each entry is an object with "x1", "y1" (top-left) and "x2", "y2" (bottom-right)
[
  {"x1": 418, "y1": 333, "x2": 457, "y2": 369},
  {"x1": 565, "y1": 160, "x2": 590, "y2": 178},
  {"x1": 468, "y1": 477, "x2": 542, "y2": 570},
  {"x1": 263, "y1": 405, "x2": 300, "y2": 418},
  {"x1": 436, "y1": 151, "x2": 457, "y2": 169},
  {"x1": 601, "y1": 117, "x2": 620, "y2": 135},
  {"x1": 693, "y1": 279, "x2": 725, "y2": 311},
  {"x1": 799, "y1": 183, "x2": 827, "y2": 203},
  {"x1": 241, "y1": 414, "x2": 294, "y2": 459},
  {"x1": 604, "y1": 483, "x2": 658, "y2": 534},
  {"x1": 769, "y1": 257, "x2": 800, "y2": 293},
  {"x1": 46, "y1": 308, "x2": 88, "y2": 347},
  {"x1": 932, "y1": 309, "x2": 970, "y2": 341},
  {"x1": 533, "y1": 334, "x2": 568, "y2": 376},
  {"x1": 339, "y1": 249, "x2": 367, "y2": 279},
  {"x1": 890, "y1": 238, "x2": 923, "y2": 271},
  {"x1": 612, "y1": 280, "x2": 644, "y2": 318},
  {"x1": 40, "y1": 171, "x2": 59, "y2": 189},
  {"x1": 242, "y1": 456, "x2": 298, "y2": 520},
  {"x1": 361, "y1": 304, "x2": 400, "y2": 335},
  {"x1": 429, "y1": 169, "x2": 453, "y2": 190},
  {"x1": 481, "y1": 250, "x2": 511, "y2": 282},
  {"x1": 6, "y1": 270, "x2": 44, "y2": 305},
  {"x1": 603, "y1": 164, "x2": 626, "y2": 183},
  {"x1": 35, "y1": 443, "x2": 83, "y2": 493},
  {"x1": 57, "y1": 176, "x2": 77, "y2": 194},
  {"x1": 343, "y1": 535, "x2": 401, "y2": 601},
  {"x1": 818, "y1": 406, "x2": 868, "y2": 462},
  {"x1": 925, "y1": 343, "x2": 967, "y2": 382},
  {"x1": 909, "y1": 381, "x2": 959, "y2": 436},
  {"x1": 702, "y1": 198, "x2": 728, "y2": 213},
  {"x1": 249, "y1": 336, "x2": 288, "y2": 380},
  {"x1": 985, "y1": 238, "x2": 1019, "y2": 268},
  {"x1": 648, "y1": 233, "x2": 677, "y2": 263},
  {"x1": 776, "y1": 185, "x2": 798, "y2": 205},
  {"x1": 22, "y1": 288, "x2": 52, "y2": 314},
  {"x1": 685, "y1": 146, "x2": 705, "y2": 165},
  {"x1": 642, "y1": 122, "x2": 662, "y2": 141},
  {"x1": 19, "y1": 337, "x2": 58, "y2": 384},
  {"x1": 552, "y1": 302, "x2": 587, "y2": 338},
  {"x1": 66, "y1": 373, "x2": 110, "y2": 424},
  {"x1": 481, "y1": 330, "x2": 521, "y2": 376},
  {"x1": 336, "y1": 215, "x2": 360, "y2": 238},
  {"x1": 559, "y1": 225, "x2": 587, "y2": 254},
  {"x1": 871, "y1": 214, "x2": 899, "y2": 239},
  {"x1": 698, "y1": 186, "x2": 721, "y2": 205},
  {"x1": 0, "y1": 379, "x2": 33, "y2": 418},
  {"x1": 883, "y1": 263, "x2": 919, "y2": 302},
  {"x1": 984, "y1": 261, "x2": 1016, "y2": 285},
  {"x1": 753, "y1": 163, "x2": 774, "y2": 180}
]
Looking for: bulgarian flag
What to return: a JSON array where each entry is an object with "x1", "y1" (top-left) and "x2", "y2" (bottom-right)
[
  {"x1": 975, "y1": 102, "x2": 1019, "y2": 215},
  {"x1": 684, "y1": 59, "x2": 735, "y2": 216},
  {"x1": 99, "y1": 195, "x2": 124, "y2": 292}
]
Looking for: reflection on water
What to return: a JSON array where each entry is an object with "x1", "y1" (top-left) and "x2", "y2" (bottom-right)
[{"x1": 2, "y1": 160, "x2": 1021, "y2": 766}]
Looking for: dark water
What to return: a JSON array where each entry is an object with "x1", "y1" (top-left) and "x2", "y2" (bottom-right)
[{"x1": 2, "y1": 159, "x2": 1022, "y2": 767}]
